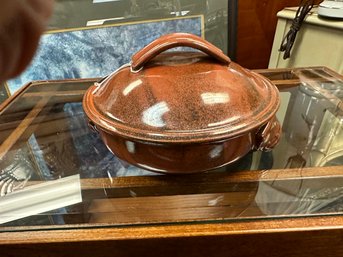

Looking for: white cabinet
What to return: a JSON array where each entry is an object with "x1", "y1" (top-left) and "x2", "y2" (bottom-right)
[{"x1": 269, "y1": 7, "x2": 343, "y2": 74}]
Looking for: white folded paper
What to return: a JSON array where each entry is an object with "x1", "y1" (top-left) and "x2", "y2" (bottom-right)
[{"x1": 0, "y1": 174, "x2": 82, "y2": 224}]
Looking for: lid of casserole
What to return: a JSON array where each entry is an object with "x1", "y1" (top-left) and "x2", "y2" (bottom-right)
[{"x1": 83, "y1": 33, "x2": 280, "y2": 143}]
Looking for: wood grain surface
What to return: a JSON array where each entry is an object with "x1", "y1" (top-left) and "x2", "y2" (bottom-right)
[{"x1": 2, "y1": 216, "x2": 343, "y2": 257}]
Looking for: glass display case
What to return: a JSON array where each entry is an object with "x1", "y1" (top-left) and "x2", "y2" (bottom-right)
[{"x1": 0, "y1": 66, "x2": 342, "y2": 233}]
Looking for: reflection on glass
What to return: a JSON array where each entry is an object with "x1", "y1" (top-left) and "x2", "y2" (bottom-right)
[
  {"x1": 255, "y1": 176, "x2": 343, "y2": 215},
  {"x1": 142, "y1": 101, "x2": 170, "y2": 128},
  {"x1": 274, "y1": 70, "x2": 343, "y2": 169},
  {"x1": 0, "y1": 146, "x2": 36, "y2": 197},
  {"x1": 310, "y1": 109, "x2": 343, "y2": 167}
]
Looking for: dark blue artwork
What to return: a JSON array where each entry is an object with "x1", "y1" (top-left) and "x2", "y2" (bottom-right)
[{"x1": 7, "y1": 17, "x2": 202, "y2": 94}]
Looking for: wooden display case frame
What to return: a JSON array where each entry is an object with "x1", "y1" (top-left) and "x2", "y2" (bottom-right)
[{"x1": 1, "y1": 67, "x2": 343, "y2": 257}]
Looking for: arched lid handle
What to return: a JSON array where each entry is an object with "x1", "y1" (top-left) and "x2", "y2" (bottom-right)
[{"x1": 131, "y1": 33, "x2": 231, "y2": 72}]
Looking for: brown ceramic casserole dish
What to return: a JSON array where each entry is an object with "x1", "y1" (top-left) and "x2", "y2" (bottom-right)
[{"x1": 83, "y1": 33, "x2": 281, "y2": 174}]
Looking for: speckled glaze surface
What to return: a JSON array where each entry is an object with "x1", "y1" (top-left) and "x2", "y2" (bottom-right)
[{"x1": 83, "y1": 33, "x2": 281, "y2": 173}]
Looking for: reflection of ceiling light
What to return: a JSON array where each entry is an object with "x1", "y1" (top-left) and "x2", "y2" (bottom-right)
[
  {"x1": 209, "y1": 145, "x2": 223, "y2": 158},
  {"x1": 125, "y1": 141, "x2": 135, "y2": 153},
  {"x1": 123, "y1": 79, "x2": 142, "y2": 96},
  {"x1": 201, "y1": 92, "x2": 230, "y2": 105},
  {"x1": 170, "y1": 10, "x2": 190, "y2": 16},
  {"x1": 93, "y1": 0, "x2": 122, "y2": 3},
  {"x1": 142, "y1": 102, "x2": 170, "y2": 128},
  {"x1": 86, "y1": 17, "x2": 125, "y2": 26},
  {"x1": 208, "y1": 116, "x2": 239, "y2": 127}
]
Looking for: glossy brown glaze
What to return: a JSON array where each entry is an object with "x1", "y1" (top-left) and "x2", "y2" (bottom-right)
[
  {"x1": 99, "y1": 129, "x2": 256, "y2": 174},
  {"x1": 84, "y1": 56, "x2": 279, "y2": 143},
  {"x1": 131, "y1": 33, "x2": 231, "y2": 71},
  {"x1": 83, "y1": 33, "x2": 281, "y2": 173},
  {"x1": 255, "y1": 117, "x2": 282, "y2": 151}
]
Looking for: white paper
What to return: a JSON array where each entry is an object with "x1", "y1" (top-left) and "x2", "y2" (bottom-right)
[{"x1": 0, "y1": 174, "x2": 82, "y2": 224}]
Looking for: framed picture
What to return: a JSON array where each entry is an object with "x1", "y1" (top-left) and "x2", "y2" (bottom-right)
[
  {"x1": 7, "y1": 15, "x2": 203, "y2": 94},
  {"x1": 0, "y1": 84, "x2": 10, "y2": 105}
]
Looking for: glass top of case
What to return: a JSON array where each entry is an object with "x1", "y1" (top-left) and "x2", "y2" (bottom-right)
[{"x1": 0, "y1": 67, "x2": 342, "y2": 231}]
